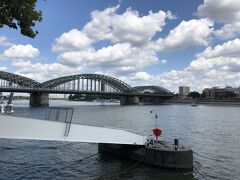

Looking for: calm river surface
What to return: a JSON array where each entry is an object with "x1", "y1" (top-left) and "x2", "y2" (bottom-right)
[{"x1": 0, "y1": 100, "x2": 240, "y2": 180}]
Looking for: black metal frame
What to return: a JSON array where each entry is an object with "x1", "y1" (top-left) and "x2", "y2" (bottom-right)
[{"x1": 45, "y1": 107, "x2": 74, "y2": 137}]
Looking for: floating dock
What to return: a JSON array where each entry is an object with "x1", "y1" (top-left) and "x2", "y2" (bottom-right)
[
  {"x1": 0, "y1": 114, "x2": 193, "y2": 170},
  {"x1": 99, "y1": 140, "x2": 193, "y2": 170}
]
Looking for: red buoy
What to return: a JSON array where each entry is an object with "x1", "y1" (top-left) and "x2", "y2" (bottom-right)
[{"x1": 152, "y1": 128, "x2": 162, "y2": 137}]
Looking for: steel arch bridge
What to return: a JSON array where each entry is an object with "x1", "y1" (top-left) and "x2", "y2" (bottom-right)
[
  {"x1": 0, "y1": 71, "x2": 40, "y2": 88},
  {"x1": 0, "y1": 70, "x2": 173, "y2": 96},
  {"x1": 131, "y1": 86, "x2": 172, "y2": 95},
  {"x1": 41, "y1": 74, "x2": 132, "y2": 93}
]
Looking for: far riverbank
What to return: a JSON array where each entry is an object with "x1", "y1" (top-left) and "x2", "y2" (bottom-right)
[{"x1": 164, "y1": 99, "x2": 240, "y2": 106}]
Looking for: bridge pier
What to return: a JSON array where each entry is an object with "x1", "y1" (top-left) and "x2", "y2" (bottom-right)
[
  {"x1": 120, "y1": 96, "x2": 139, "y2": 105},
  {"x1": 30, "y1": 93, "x2": 49, "y2": 107}
]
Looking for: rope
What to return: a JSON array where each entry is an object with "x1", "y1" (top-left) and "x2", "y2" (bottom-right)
[
  {"x1": 194, "y1": 166, "x2": 208, "y2": 180},
  {"x1": 96, "y1": 155, "x2": 145, "y2": 180},
  {"x1": 71, "y1": 152, "x2": 99, "y2": 164},
  {"x1": 0, "y1": 151, "x2": 99, "y2": 167}
]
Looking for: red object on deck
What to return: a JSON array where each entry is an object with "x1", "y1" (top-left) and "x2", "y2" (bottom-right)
[{"x1": 152, "y1": 128, "x2": 162, "y2": 137}]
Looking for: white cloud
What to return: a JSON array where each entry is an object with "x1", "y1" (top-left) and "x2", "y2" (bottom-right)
[
  {"x1": 82, "y1": 6, "x2": 174, "y2": 46},
  {"x1": 51, "y1": 6, "x2": 175, "y2": 76},
  {"x1": 214, "y1": 22, "x2": 240, "y2": 39},
  {"x1": 189, "y1": 39, "x2": 240, "y2": 72},
  {"x1": 0, "y1": 36, "x2": 12, "y2": 46},
  {"x1": 59, "y1": 43, "x2": 159, "y2": 74},
  {"x1": 198, "y1": 0, "x2": 240, "y2": 23},
  {"x1": 0, "y1": 66, "x2": 7, "y2": 71},
  {"x1": 185, "y1": 38, "x2": 240, "y2": 89},
  {"x1": 152, "y1": 18, "x2": 213, "y2": 51},
  {"x1": 52, "y1": 6, "x2": 213, "y2": 79},
  {"x1": 134, "y1": 71, "x2": 153, "y2": 81},
  {"x1": 0, "y1": 36, "x2": 7, "y2": 46},
  {"x1": 198, "y1": 0, "x2": 240, "y2": 39},
  {"x1": 3, "y1": 44, "x2": 39, "y2": 59},
  {"x1": 52, "y1": 29, "x2": 92, "y2": 53},
  {"x1": 130, "y1": 38, "x2": 240, "y2": 92},
  {"x1": 11, "y1": 59, "x2": 32, "y2": 68},
  {"x1": 159, "y1": 59, "x2": 167, "y2": 64},
  {"x1": 110, "y1": 9, "x2": 172, "y2": 46},
  {"x1": 83, "y1": 6, "x2": 119, "y2": 41},
  {"x1": 13, "y1": 61, "x2": 83, "y2": 82},
  {"x1": 197, "y1": 38, "x2": 240, "y2": 58}
]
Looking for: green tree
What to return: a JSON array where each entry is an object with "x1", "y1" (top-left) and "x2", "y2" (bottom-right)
[
  {"x1": 188, "y1": 91, "x2": 201, "y2": 99},
  {"x1": 0, "y1": 0, "x2": 42, "y2": 38}
]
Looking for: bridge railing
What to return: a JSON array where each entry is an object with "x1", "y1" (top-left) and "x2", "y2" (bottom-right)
[{"x1": 45, "y1": 107, "x2": 74, "y2": 137}]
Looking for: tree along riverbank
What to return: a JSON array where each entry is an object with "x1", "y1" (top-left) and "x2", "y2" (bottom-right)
[{"x1": 164, "y1": 99, "x2": 240, "y2": 106}]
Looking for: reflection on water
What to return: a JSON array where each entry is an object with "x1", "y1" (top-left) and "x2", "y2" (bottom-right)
[{"x1": 1, "y1": 100, "x2": 240, "y2": 180}]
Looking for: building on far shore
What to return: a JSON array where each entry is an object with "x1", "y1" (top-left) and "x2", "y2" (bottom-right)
[
  {"x1": 232, "y1": 86, "x2": 240, "y2": 97},
  {"x1": 179, "y1": 86, "x2": 190, "y2": 96},
  {"x1": 202, "y1": 86, "x2": 240, "y2": 100}
]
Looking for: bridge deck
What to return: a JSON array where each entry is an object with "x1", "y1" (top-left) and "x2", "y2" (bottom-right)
[{"x1": 0, "y1": 115, "x2": 145, "y2": 145}]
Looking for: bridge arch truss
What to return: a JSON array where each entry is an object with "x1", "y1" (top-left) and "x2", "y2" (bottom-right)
[
  {"x1": 41, "y1": 74, "x2": 132, "y2": 93},
  {"x1": 0, "y1": 71, "x2": 40, "y2": 88},
  {"x1": 0, "y1": 71, "x2": 173, "y2": 96},
  {"x1": 131, "y1": 86, "x2": 172, "y2": 95}
]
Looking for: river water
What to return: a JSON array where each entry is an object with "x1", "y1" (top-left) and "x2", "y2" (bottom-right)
[{"x1": 0, "y1": 100, "x2": 240, "y2": 180}]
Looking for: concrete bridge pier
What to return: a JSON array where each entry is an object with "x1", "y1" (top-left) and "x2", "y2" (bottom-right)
[
  {"x1": 30, "y1": 93, "x2": 49, "y2": 107},
  {"x1": 120, "y1": 96, "x2": 139, "y2": 105}
]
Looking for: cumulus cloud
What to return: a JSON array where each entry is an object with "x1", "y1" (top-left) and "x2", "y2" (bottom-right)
[
  {"x1": 198, "y1": 0, "x2": 240, "y2": 23},
  {"x1": 131, "y1": 38, "x2": 240, "y2": 92},
  {"x1": 52, "y1": 29, "x2": 92, "y2": 53},
  {"x1": 13, "y1": 60, "x2": 83, "y2": 82},
  {"x1": 0, "y1": 66, "x2": 7, "y2": 71},
  {"x1": 0, "y1": 36, "x2": 12, "y2": 47},
  {"x1": 51, "y1": 6, "x2": 214, "y2": 79},
  {"x1": 83, "y1": 6, "x2": 119, "y2": 41},
  {"x1": 3, "y1": 44, "x2": 39, "y2": 59},
  {"x1": 51, "y1": 6, "x2": 178, "y2": 75},
  {"x1": 134, "y1": 71, "x2": 153, "y2": 81},
  {"x1": 189, "y1": 38, "x2": 240, "y2": 72},
  {"x1": 151, "y1": 18, "x2": 213, "y2": 51},
  {"x1": 198, "y1": 0, "x2": 240, "y2": 39},
  {"x1": 59, "y1": 43, "x2": 159, "y2": 74},
  {"x1": 197, "y1": 38, "x2": 240, "y2": 58},
  {"x1": 185, "y1": 38, "x2": 240, "y2": 89},
  {"x1": 82, "y1": 6, "x2": 174, "y2": 46},
  {"x1": 109, "y1": 9, "x2": 172, "y2": 46},
  {"x1": 214, "y1": 22, "x2": 240, "y2": 39}
]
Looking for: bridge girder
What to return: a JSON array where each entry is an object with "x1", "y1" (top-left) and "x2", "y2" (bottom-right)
[{"x1": 0, "y1": 71, "x2": 40, "y2": 88}]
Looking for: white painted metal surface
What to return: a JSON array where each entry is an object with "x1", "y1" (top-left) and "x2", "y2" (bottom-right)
[{"x1": 0, "y1": 115, "x2": 146, "y2": 145}]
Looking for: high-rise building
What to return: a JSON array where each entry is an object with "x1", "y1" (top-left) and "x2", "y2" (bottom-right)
[{"x1": 179, "y1": 86, "x2": 190, "y2": 96}]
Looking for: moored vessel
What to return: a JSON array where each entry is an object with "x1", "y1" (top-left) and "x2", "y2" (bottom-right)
[
  {"x1": 99, "y1": 109, "x2": 193, "y2": 170},
  {"x1": 98, "y1": 139, "x2": 193, "y2": 170}
]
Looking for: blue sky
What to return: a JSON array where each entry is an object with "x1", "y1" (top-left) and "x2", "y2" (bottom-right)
[{"x1": 0, "y1": 0, "x2": 240, "y2": 92}]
